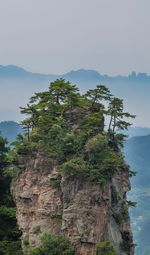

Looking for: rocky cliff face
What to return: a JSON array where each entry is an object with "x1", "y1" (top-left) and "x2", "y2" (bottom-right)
[{"x1": 12, "y1": 152, "x2": 134, "y2": 255}]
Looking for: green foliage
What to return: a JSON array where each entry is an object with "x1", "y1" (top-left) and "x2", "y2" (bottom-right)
[
  {"x1": 23, "y1": 239, "x2": 29, "y2": 246},
  {"x1": 84, "y1": 85, "x2": 112, "y2": 110},
  {"x1": 128, "y1": 169, "x2": 136, "y2": 177},
  {"x1": 126, "y1": 200, "x2": 137, "y2": 208},
  {"x1": 14, "y1": 79, "x2": 134, "y2": 184},
  {"x1": 29, "y1": 246, "x2": 42, "y2": 255},
  {"x1": 85, "y1": 134, "x2": 108, "y2": 163},
  {"x1": 29, "y1": 231, "x2": 75, "y2": 255},
  {"x1": 84, "y1": 134, "x2": 122, "y2": 183},
  {"x1": 113, "y1": 133, "x2": 127, "y2": 148},
  {"x1": 0, "y1": 241, "x2": 23, "y2": 255},
  {"x1": 0, "y1": 135, "x2": 22, "y2": 255},
  {"x1": 82, "y1": 112, "x2": 104, "y2": 135},
  {"x1": 96, "y1": 241, "x2": 116, "y2": 255},
  {"x1": 107, "y1": 97, "x2": 135, "y2": 134},
  {"x1": 61, "y1": 133, "x2": 122, "y2": 184},
  {"x1": 0, "y1": 205, "x2": 16, "y2": 218},
  {"x1": 61, "y1": 157, "x2": 87, "y2": 178},
  {"x1": 4, "y1": 166, "x2": 21, "y2": 181},
  {"x1": 13, "y1": 140, "x2": 38, "y2": 155}
]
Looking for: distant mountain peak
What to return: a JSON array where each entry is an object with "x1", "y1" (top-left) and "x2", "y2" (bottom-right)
[
  {"x1": 63, "y1": 69, "x2": 103, "y2": 83},
  {"x1": 67, "y1": 68, "x2": 100, "y2": 74},
  {"x1": 0, "y1": 64, "x2": 27, "y2": 71},
  {"x1": 0, "y1": 65, "x2": 29, "y2": 75},
  {"x1": 65, "y1": 68, "x2": 101, "y2": 76}
]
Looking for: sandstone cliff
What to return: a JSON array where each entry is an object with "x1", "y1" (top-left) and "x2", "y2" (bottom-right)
[{"x1": 12, "y1": 152, "x2": 134, "y2": 255}]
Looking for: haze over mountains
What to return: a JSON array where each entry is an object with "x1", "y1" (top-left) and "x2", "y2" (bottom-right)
[
  {"x1": 1, "y1": 65, "x2": 150, "y2": 127},
  {"x1": 124, "y1": 135, "x2": 150, "y2": 255},
  {"x1": 0, "y1": 121, "x2": 22, "y2": 143}
]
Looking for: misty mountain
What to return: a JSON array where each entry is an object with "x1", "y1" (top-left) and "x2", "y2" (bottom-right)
[
  {"x1": 0, "y1": 65, "x2": 150, "y2": 127},
  {"x1": 124, "y1": 135, "x2": 150, "y2": 187},
  {"x1": 0, "y1": 121, "x2": 22, "y2": 143},
  {"x1": 124, "y1": 135, "x2": 150, "y2": 255},
  {"x1": 0, "y1": 65, "x2": 58, "y2": 121},
  {"x1": 124, "y1": 127, "x2": 150, "y2": 138}
]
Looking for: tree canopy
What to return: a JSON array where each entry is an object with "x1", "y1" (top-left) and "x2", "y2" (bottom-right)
[{"x1": 13, "y1": 79, "x2": 135, "y2": 183}]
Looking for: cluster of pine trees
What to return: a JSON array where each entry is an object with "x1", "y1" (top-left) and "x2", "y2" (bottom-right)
[{"x1": 14, "y1": 79, "x2": 135, "y2": 184}]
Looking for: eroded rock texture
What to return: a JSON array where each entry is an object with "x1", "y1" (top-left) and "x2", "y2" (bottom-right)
[{"x1": 12, "y1": 152, "x2": 134, "y2": 255}]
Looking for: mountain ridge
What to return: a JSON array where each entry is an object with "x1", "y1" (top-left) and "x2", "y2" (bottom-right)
[
  {"x1": 0, "y1": 64, "x2": 150, "y2": 127},
  {"x1": 1, "y1": 64, "x2": 150, "y2": 80}
]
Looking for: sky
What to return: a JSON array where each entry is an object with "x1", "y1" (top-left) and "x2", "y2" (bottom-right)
[{"x1": 0, "y1": 0, "x2": 150, "y2": 75}]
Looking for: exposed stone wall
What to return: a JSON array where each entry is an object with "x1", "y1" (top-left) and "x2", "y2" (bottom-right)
[{"x1": 12, "y1": 152, "x2": 134, "y2": 255}]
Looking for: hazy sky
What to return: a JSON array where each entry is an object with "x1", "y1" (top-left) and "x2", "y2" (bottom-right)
[{"x1": 0, "y1": 0, "x2": 150, "y2": 75}]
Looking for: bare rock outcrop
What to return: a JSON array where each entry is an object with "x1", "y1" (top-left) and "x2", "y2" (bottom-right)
[{"x1": 12, "y1": 152, "x2": 134, "y2": 255}]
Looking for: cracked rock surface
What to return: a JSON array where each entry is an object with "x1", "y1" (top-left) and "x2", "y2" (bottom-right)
[{"x1": 12, "y1": 153, "x2": 134, "y2": 255}]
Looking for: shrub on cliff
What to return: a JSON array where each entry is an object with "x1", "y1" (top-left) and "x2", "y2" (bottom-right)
[
  {"x1": 96, "y1": 241, "x2": 116, "y2": 255},
  {"x1": 29, "y1": 232, "x2": 75, "y2": 255},
  {"x1": 61, "y1": 134, "x2": 123, "y2": 183}
]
